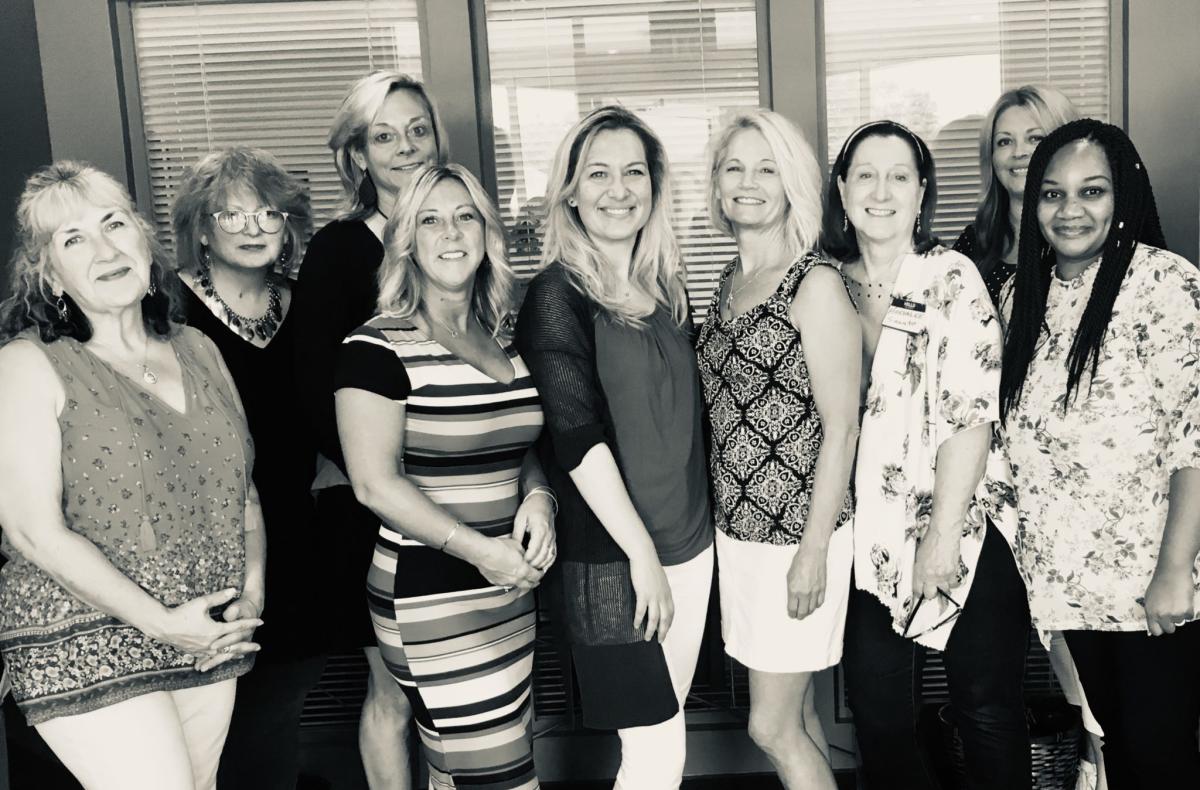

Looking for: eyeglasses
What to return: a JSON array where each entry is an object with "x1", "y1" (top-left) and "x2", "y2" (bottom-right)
[
  {"x1": 210, "y1": 209, "x2": 288, "y2": 235},
  {"x1": 901, "y1": 589, "x2": 963, "y2": 641}
]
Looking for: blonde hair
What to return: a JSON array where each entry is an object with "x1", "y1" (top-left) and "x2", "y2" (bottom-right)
[
  {"x1": 540, "y1": 106, "x2": 688, "y2": 327},
  {"x1": 327, "y1": 70, "x2": 448, "y2": 220},
  {"x1": 376, "y1": 164, "x2": 514, "y2": 337},
  {"x1": 706, "y1": 109, "x2": 823, "y2": 257}
]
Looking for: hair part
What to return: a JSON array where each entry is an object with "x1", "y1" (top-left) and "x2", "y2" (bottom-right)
[
  {"x1": 172, "y1": 146, "x2": 312, "y2": 276},
  {"x1": 973, "y1": 85, "x2": 1079, "y2": 277},
  {"x1": 1000, "y1": 118, "x2": 1167, "y2": 420},
  {"x1": 822, "y1": 120, "x2": 939, "y2": 261},
  {"x1": 540, "y1": 105, "x2": 688, "y2": 327},
  {"x1": 1, "y1": 160, "x2": 181, "y2": 343},
  {"x1": 376, "y1": 164, "x2": 514, "y2": 337},
  {"x1": 327, "y1": 70, "x2": 448, "y2": 220},
  {"x1": 706, "y1": 109, "x2": 823, "y2": 257}
]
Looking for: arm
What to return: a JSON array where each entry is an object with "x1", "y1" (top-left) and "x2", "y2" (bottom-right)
[
  {"x1": 514, "y1": 447, "x2": 556, "y2": 570},
  {"x1": 0, "y1": 341, "x2": 259, "y2": 659},
  {"x1": 1145, "y1": 469, "x2": 1200, "y2": 635},
  {"x1": 786, "y1": 265, "x2": 861, "y2": 619}
]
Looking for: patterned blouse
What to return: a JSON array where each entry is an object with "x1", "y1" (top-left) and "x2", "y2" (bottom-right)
[
  {"x1": 696, "y1": 253, "x2": 854, "y2": 545},
  {"x1": 1000, "y1": 243, "x2": 1200, "y2": 632},
  {"x1": 850, "y1": 247, "x2": 1019, "y2": 650}
]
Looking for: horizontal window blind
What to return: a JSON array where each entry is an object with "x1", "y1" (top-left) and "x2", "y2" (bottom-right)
[
  {"x1": 484, "y1": 0, "x2": 762, "y2": 319},
  {"x1": 823, "y1": 0, "x2": 1110, "y2": 242},
  {"x1": 130, "y1": 0, "x2": 422, "y2": 251}
]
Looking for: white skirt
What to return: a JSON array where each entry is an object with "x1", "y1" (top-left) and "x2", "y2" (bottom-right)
[{"x1": 715, "y1": 524, "x2": 854, "y2": 673}]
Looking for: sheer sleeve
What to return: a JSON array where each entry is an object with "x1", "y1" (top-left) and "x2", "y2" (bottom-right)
[{"x1": 516, "y1": 265, "x2": 608, "y2": 470}]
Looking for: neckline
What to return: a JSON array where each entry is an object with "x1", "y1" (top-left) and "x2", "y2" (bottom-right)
[
  {"x1": 714, "y1": 255, "x2": 803, "y2": 324},
  {"x1": 184, "y1": 281, "x2": 290, "y2": 351},
  {"x1": 401, "y1": 319, "x2": 518, "y2": 385},
  {"x1": 78, "y1": 336, "x2": 191, "y2": 416}
]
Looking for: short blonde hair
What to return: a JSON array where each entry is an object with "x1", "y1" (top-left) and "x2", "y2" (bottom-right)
[
  {"x1": 706, "y1": 109, "x2": 823, "y2": 257},
  {"x1": 376, "y1": 164, "x2": 514, "y2": 337},
  {"x1": 327, "y1": 70, "x2": 448, "y2": 219}
]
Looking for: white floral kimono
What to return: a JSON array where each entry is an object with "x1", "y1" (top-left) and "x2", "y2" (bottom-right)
[
  {"x1": 1001, "y1": 243, "x2": 1200, "y2": 633},
  {"x1": 852, "y1": 247, "x2": 1020, "y2": 651}
]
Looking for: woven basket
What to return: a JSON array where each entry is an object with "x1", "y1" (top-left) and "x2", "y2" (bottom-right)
[{"x1": 939, "y1": 697, "x2": 1083, "y2": 789}]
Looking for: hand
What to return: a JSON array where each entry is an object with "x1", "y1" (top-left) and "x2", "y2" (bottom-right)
[
  {"x1": 148, "y1": 587, "x2": 263, "y2": 657},
  {"x1": 1143, "y1": 566, "x2": 1195, "y2": 636},
  {"x1": 912, "y1": 527, "x2": 961, "y2": 602},
  {"x1": 629, "y1": 552, "x2": 673, "y2": 642},
  {"x1": 476, "y1": 536, "x2": 544, "y2": 591},
  {"x1": 787, "y1": 535, "x2": 829, "y2": 620},
  {"x1": 196, "y1": 595, "x2": 263, "y2": 672},
  {"x1": 512, "y1": 492, "x2": 557, "y2": 570}
]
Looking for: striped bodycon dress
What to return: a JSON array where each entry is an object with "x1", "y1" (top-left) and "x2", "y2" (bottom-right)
[{"x1": 335, "y1": 315, "x2": 544, "y2": 790}]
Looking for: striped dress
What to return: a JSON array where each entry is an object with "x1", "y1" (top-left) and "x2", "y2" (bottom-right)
[{"x1": 335, "y1": 315, "x2": 544, "y2": 790}]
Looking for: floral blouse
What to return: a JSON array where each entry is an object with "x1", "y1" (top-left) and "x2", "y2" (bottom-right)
[
  {"x1": 1001, "y1": 243, "x2": 1200, "y2": 633},
  {"x1": 851, "y1": 247, "x2": 1019, "y2": 651}
]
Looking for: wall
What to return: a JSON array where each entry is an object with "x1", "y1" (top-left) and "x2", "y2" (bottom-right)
[
  {"x1": 1127, "y1": 0, "x2": 1200, "y2": 263},
  {"x1": 0, "y1": 0, "x2": 53, "y2": 304}
]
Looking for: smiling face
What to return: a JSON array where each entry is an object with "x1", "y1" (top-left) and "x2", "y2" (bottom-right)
[
  {"x1": 413, "y1": 178, "x2": 485, "y2": 295},
  {"x1": 838, "y1": 134, "x2": 925, "y2": 246},
  {"x1": 716, "y1": 128, "x2": 786, "y2": 231},
  {"x1": 992, "y1": 104, "x2": 1047, "y2": 200},
  {"x1": 354, "y1": 88, "x2": 438, "y2": 203},
  {"x1": 572, "y1": 127, "x2": 653, "y2": 250},
  {"x1": 46, "y1": 200, "x2": 153, "y2": 317},
  {"x1": 202, "y1": 181, "x2": 284, "y2": 272},
  {"x1": 1036, "y1": 139, "x2": 1114, "y2": 269}
]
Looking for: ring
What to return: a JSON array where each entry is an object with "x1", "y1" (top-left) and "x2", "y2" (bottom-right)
[
  {"x1": 1174, "y1": 620, "x2": 1188, "y2": 627},
  {"x1": 222, "y1": 645, "x2": 233, "y2": 654}
]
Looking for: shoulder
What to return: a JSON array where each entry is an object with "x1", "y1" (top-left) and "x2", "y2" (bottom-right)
[
  {"x1": 1125, "y1": 243, "x2": 1200, "y2": 304},
  {"x1": 0, "y1": 336, "x2": 65, "y2": 405},
  {"x1": 951, "y1": 224, "x2": 978, "y2": 258},
  {"x1": 522, "y1": 262, "x2": 592, "y2": 317},
  {"x1": 298, "y1": 220, "x2": 376, "y2": 275},
  {"x1": 794, "y1": 252, "x2": 849, "y2": 299}
]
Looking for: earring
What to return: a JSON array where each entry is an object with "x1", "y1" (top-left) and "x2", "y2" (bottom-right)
[
  {"x1": 842, "y1": 215, "x2": 848, "y2": 233},
  {"x1": 567, "y1": 197, "x2": 577, "y2": 207},
  {"x1": 55, "y1": 294, "x2": 69, "y2": 321},
  {"x1": 278, "y1": 236, "x2": 295, "y2": 276},
  {"x1": 147, "y1": 278, "x2": 158, "y2": 297},
  {"x1": 915, "y1": 216, "x2": 922, "y2": 235}
]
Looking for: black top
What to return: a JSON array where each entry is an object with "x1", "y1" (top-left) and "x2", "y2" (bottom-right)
[
  {"x1": 182, "y1": 284, "x2": 319, "y2": 657},
  {"x1": 291, "y1": 219, "x2": 384, "y2": 475},
  {"x1": 953, "y1": 223, "x2": 1013, "y2": 307}
]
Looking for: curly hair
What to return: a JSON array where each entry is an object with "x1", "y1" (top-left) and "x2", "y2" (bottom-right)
[{"x1": 0, "y1": 161, "x2": 180, "y2": 343}]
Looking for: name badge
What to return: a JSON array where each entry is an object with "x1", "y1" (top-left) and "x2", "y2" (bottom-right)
[{"x1": 881, "y1": 296, "x2": 926, "y2": 334}]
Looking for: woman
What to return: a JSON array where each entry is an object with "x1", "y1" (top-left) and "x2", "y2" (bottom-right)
[
  {"x1": 0, "y1": 161, "x2": 263, "y2": 790},
  {"x1": 516, "y1": 106, "x2": 714, "y2": 790},
  {"x1": 953, "y1": 85, "x2": 1078, "y2": 303},
  {"x1": 335, "y1": 164, "x2": 551, "y2": 790},
  {"x1": 695, "y1": 109, "x2": 859, "y2": 789},
  {"x1": 1000, "y1": 119, "x2": 1200, "y2": 789},
  {"x1": 822, "y1": 121, "x2": 1029, "y2": 790},
  {"x1": 171, "y1": 147, "x2": 320, "y2": 790},
  {"x1": 291, "y1": 69, "x2": 447, "y2": 787}
]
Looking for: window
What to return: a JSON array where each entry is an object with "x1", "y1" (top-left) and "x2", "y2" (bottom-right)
[
  {"x1": 822, "y1": 0, "x2": 1110, "y2": 240},
  {"x1": 484, "y1": 0, "x2": 762, "y2": 318},
  {"x1": 129, "y1": 0, "x2": 422, "y2": 248}
]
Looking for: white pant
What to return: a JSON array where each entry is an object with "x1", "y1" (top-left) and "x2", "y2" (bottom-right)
[
  {"x1": 614, "y1": 544, "x2": 714, "y2": 790},
  {"x1": 36, "y1": 678, "x2": 237, "y2": 790}
]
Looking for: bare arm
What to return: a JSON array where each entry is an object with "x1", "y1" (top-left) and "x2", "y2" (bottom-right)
[
  {"x1": 786, "y1": 265, "x2": 861, "y2": 618},
  {"x1": 1144, "y1": 467, "x2": 1200, "y2": 635},
  {"x1": 514, "y1": 447, "x2": 556, "y2": 569}
]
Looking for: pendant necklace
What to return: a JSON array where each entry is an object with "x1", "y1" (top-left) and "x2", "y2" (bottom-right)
[
  {"x1": 139, "y1": 337, "x2": 158, "y2": 385},
  {"x1": 424, "y1": 309, "x2": 470, "y2": 339},
  {"x1": 725, "y1": 260, "x2": 770, "y2": 315}
]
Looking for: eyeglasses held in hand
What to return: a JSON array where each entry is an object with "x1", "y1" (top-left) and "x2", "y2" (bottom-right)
[
  {"x1": 901, "y1": 589, "x2": 963, "y2": 641},
  {"x1": 211, "y1": 209, "x2": 289, "y2": 234}
]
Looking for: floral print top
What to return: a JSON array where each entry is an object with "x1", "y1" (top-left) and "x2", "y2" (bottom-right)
[
  {"x1": 850, "y1": 247, "x2": 1019, "y2": 651},
  {"x1": 1000, "y1": 243, "x2": 1200, "y2": 632}
]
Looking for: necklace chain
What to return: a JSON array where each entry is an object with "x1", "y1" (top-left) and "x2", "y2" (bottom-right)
[
  {"x1": 197, "y1": 263, "x2": 282, "y2": 341},
  {"x1": 725, "y1": 258, "x2": 784, "y2": 315},
  {"x1": 423, "y1": 309, "x2": 472, "y2": 339}
]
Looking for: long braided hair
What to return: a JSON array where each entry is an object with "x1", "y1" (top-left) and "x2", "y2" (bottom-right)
[{"x1": 1000, "y1": 119, "x2": 1167, "y2": 421}]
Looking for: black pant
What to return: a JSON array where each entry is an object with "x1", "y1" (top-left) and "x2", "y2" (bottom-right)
[
  {"x1": 843, "y1": 523, "x2": 1031, "y2": 790},
  {"x1": 1063, "y1": 624, "x2": 1200, "y2": 789}
]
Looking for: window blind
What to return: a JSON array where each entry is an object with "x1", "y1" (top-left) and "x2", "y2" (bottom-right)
[
  {"x1": 130, "y1": 0, "x2": 423, "y2": 250},
  {"x1": 484, "y1": 0, "x2": 762, "y2": 319},
  {"x1": 822, "y1": 0, "x2": 1110, "y2": 241}
]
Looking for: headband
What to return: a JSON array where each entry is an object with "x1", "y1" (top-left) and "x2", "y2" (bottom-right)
[{"x1": 836, "y1": 120, "x2": 926, "y2": 170}]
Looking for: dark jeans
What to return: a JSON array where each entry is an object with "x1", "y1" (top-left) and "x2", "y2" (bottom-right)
[
  {"x1": 216, "y1": 653, "x2": 328, "y2": 790},
  {"x1": 843, "y1": 523, "x2": 1031, "y2": 790},
  {"x1": 1064, "y1": 624, "x2": 1200, "y2": 789}
]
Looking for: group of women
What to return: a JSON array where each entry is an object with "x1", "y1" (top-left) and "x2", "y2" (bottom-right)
[{"x1": 0, "y1": 65, "x2": 1196, "y2": 790}]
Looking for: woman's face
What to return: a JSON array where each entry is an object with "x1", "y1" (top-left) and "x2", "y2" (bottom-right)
[
  {"x1": 354, "y1": 89, "x2": 438, "y2": 203},
  {"x1": 203, "y1": 181, "x2": 284, "y2": 272},
  {"x1": 572, "y1": 127, "x2": 653, "y2": 249},
  {"x1": 1036, "y1": 139, "x2": 1114, "y2": 268},
  {"x1": 413, "y1": 178, "x2": 485, "y2": 296},
  {"x1": 716, "y1": 128, "x2": 786, "y2": 231},
  {"x1": 992, "y1": 104, "x2": 1047, "y2": 200},
  {"x1": 46, "y1": 200, "x2": 152, "y2": 316},
  {"x1": 838, "y1": 134, "x2": 925, "y2": 247}
]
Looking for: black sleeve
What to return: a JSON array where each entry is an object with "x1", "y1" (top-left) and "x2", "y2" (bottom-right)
[
  {"x1": 515, "y1": 265, "x2": 608, "y2": 471},
  {"x1": 334, "y1": 325, "x2": 412, "y2": 401}
]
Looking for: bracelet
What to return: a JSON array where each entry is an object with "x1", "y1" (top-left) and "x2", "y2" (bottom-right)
[
  {"x1": 523, "y1": 486, "x2": 558, "y2": 516},
  {"x1": 439, "y1": 521, "x2": 461, "y2": 552}
]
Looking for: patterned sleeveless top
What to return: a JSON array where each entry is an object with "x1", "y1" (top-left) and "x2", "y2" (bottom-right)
[{"x1": 695, "y1": 253, "x2": 854, "y2": 545}]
